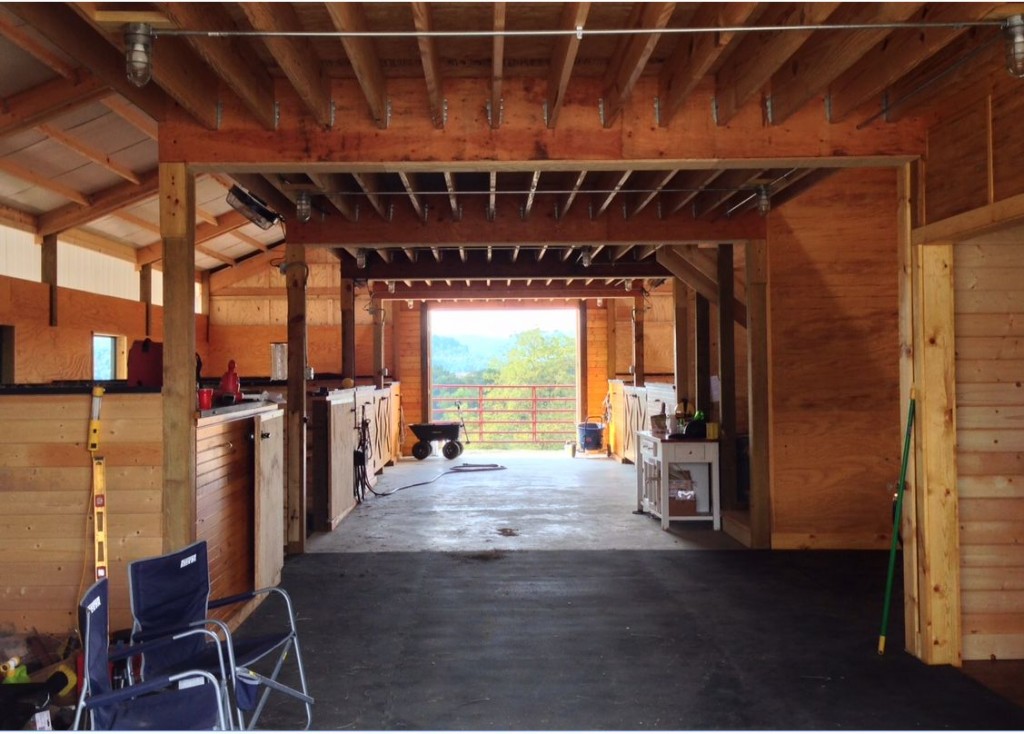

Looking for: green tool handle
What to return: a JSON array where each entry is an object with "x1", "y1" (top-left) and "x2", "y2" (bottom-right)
[{"x1": 879, "y1": 393, "x2": 916, "y2": 655}]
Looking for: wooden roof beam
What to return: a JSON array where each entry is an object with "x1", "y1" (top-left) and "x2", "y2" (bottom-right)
[
  {"x1": 37, "y1": 123, "x2": 139, "y2": 184},
  {"x1": 658, "y1": 2, "x2": 759, "y2": 128},
  {"x1": 397, "y1": 171, "x2": 425, "y2": 221},
  {"x1": 161, "y1": 2, "x2": 278, "y2": 130},
  {"x1": 546, "y1": 2, "x2": 590, "y2": 129},
  {"x1": 626, "y1": 169, "x2": 678, "y2": 218},
  {"x1": 827, "y1": 3, "x2": 1000, "y2": 123},
  {"x1": 325, "y1": 2, "x2": 389, "y2": 128},
  {"x1": 373, "y1": 282, "x2": 647, "y2": 301},
  {"x1": 0, "y1": 202, "x2": 38, "y2": 233},
  {"x1": 767, "y1": 3, "x2": 923, "y2": 126},
  {"x1": 351, "y1": 172, "x2": 389, "y2": 221},
  {"x1": 0, "y1": 73, "x2": 107, "y2": 139},
  {"x1": 0, "y1": 14, "x2": 77, "y2": 78},
  {"x1": 238, "y1": 2, "x2": 333, "y2": 127},
  {"x1": 101, "y1": 96, "x2": 158, "y2": 139},
  {"x1": 490, "y1": 3, "x2": 506, "y2": 130},
  {"x1": 558, "y1": 170, "x2": 587, "y2": 220},
  {"x1": 591, "y1": 170, "x2": 632, "y2": 219},
  {"x1": 6, "y1": 4, "x2": 169, "y2": 123},
  {"x1": 714, "y1": 2, "x2": 841, "y2": 126},
  {"x1": 661, "y1": 170, "x2": 724, "y2": 216},
  {"x1": 657, "y1": 246, "x2": 746, "y2": 326},
  {"x1": 0, "y1": 158, "x2": 88, "y2": 205},
  {"x1": 196, "y1": 243, "x2": 236, "y2": 266},
  {"x1": 601, "y1": 2, "x2": 675, "y2": 128},
  {"x1": 306, "y1": 172, "x2": 359, "y2": 222},
  {"x1": 39, "y1": 166, "x2": 159, "y2": 235},
  {"x1": 443, "y1": 171, "x2": 461, "y2": 220},
  {"x1": 691, "y1": 169, "x2": 767, "y2": 220},
  {"x1": 522, "y1": 171, "x2": 541, "y2": 220},
  {"x1": 411, "y1": 2, "x2": 445, "y2": 129}
]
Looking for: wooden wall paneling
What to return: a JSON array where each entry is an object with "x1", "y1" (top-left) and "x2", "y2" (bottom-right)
[
  {"x1": 924, "y1": 101, "x2": 990, "y2": 224},
  {"x1": 585, "y1": 302, "x2": 609, "y2": 422},
  {"x1": 160, "y1": 161, "x2": 197, "y2": 553},
  {"x1": 991, "y1": 87, "x2": 1024, "y2": 203},
  {"x1": 606, "y1": 299, "x2": 617, "y2": 381}
]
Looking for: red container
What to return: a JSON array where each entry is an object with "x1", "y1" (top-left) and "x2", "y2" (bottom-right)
[{"x1": 197, "y1": 388, "x2": 214, "y2": 410}]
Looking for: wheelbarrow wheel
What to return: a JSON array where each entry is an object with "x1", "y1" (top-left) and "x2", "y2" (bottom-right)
[
  {"x1": 412, "y1": 441, "x2": 432, "y2": 460},
  {"x1": 454, "y1": 441, "x2": 464, "y2": 456},
  {"x1": 441, "y1": 441, "x2": 460, "y2": 460}
]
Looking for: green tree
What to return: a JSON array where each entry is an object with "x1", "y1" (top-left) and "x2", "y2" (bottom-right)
[{"x1": 488, "y1": 329, "x2": 575, "y2": 385}]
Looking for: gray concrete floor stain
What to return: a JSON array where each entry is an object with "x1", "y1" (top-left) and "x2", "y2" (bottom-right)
[{"x1": 308, "y1": 450, "x2": 744, "y2": 553}]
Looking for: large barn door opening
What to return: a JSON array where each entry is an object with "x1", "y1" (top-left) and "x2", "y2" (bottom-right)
[{"x1": 428, "y1": 306, "x2": 577, "y2": 449}]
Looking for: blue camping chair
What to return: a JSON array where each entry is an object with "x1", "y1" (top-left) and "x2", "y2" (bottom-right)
[
  {"x1": 73, "y1": 577, "x2": 229, "y2": 730},
  {"x1": 128, "y1": 541, "x2": 313, "y2": 730}
]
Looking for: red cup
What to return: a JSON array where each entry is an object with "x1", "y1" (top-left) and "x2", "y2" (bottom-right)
[{"x1": 197, "y1": 388, "x2": 214, "y2": 410}]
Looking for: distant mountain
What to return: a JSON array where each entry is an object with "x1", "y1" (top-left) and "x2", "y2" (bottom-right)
[{"x1": 432, "y1": 334, "x2": 511, "y2": 376}]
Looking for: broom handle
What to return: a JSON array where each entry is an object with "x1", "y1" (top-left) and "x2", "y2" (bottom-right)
[{"x1": 878, "y1": 392, "x2": 917, "y2": 655}]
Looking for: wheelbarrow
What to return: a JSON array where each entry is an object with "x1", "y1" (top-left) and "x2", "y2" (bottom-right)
[{"x1": 408, "y1": 421, "x2": 464, "y2": 460}]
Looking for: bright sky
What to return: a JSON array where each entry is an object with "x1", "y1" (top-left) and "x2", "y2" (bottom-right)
[{"x1": 431, "y1": 308, "x2": 576, "y2": 337}]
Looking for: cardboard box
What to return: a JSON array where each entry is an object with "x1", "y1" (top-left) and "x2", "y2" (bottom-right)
[{"x1": 668, "y1": 488, "x2": 697, "y2": 516}]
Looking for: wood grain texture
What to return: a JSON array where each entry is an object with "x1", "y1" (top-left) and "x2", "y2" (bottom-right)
[{"x1": 925, "y1": 100, "x2": 990, "y2": 223}]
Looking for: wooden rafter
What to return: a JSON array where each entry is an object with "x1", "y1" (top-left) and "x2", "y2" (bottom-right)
[
  {"x1": 196, "y1": 208, "x2": 218, "y2": 226},
  {"x1": 238, "y1": 2, "x2": 333, "y2": 127},
  {"x1": 101, "y1": 96, "x2": 158, "y2": 139},
  {"x1": 37, "y1": 123, "x2": 140, "y2": 184},
  {"x1": 591, "y1": 170, "x2": 632, "y2": 219},
  {"x1": 0, "y1": 158, "x2": 88, "y2": 205},
  {"x1": 488, "y1": 171, "x2": 498, "y2": 220},
  {"x1": 601, "y1": 2, "x2": 675, "y2": 128},
  {"x1": 61, "y1": 227, "x2": 137, "y2": 263},
  {"x1": 196, "y1": 243, "x2": 236, "y2": 266},
  {"x1": 661, "y1": 170, "x2": 725, "y2": 216},
  {"x1": 692, "y1": 169, "x2": 767, "y2": 219},
  {"x1": 306, "y1": 172, "x2": 358, "y2": 222},
  {"x1": 397, "y1": 171, "x2": 425, "y2": 220},
  {"x1": 114, "y1": 210, "x2": 158, "y2": 233},
  {"x1": 233, "y1": 229, "x2": 270, "y2": 252},
  {"x1": 0, "y1": 202, "x2": 38, "y2": 233},
  {"x1": 351, "y1": 172, "x2": 388, "y2": 220},
  {"x1": 0, "y1": 14, "x2": 76, "y2": 78},
  {"x1": 523, "y1": 171, "x2": 541, "y2": 220},
  {"x1": 442, "y1": 171, "x2": 460, "y2": 220},
  {"x1": 658, "y1": 2, "x2": 759, "y2": 127},
  {"x1": 0, "y1": 74, "x2": 107, "y2": 139},
  {"x1": 714, "y1": 2, "x2": 841, "y2": 126},
  {"x1": 230, "y1": 173, "x2": 297, "y2": 220},
  {"x1": 558, "y1": 170, "x2": 587, "y2": 220},
  {"x1": 325, "y1": 2, "x2": 389, "y2": 128},
  {"x1": 626, "y1": 170, "x2": 678, "y2": 218},
  {"x1": 411, "y1": 2, "x2": 445, "y2": 129},
  {"x1": 137, "y1": 210, "x2": 251, "y2": 266},
  {"x1": 490, "y1": 3, "x2": 506, "y2": 130},
  {"x1": 39, "y1": 167, "x2": 159, "y2": 236},
  {"x1": 767, "y1": 3, "x2": 923, "y2": 125},
  {"x1": 546, "y1": 2, "x2": 591, "y2": 129},
  {"x1": 161, "y1": 2, "x2": 278, "y2": 130}
]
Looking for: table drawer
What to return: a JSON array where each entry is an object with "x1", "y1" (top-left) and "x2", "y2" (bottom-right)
[
  {"x1": 668, "y1": 443, "x2": 707, "y2": 462},
  {"x1": 638, "y1": 433, "x2": 660, "y2": 459}
]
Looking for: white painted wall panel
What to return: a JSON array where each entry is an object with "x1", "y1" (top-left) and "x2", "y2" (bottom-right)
[
  {"x1": 0, "y1": 226, "x2": 40, "y2": 281},
  {"x1": 58, "y1": 241, "x2": 139, "y2": 300}
]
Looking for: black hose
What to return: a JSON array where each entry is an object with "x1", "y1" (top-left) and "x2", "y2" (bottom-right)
[{"x1": 368, "y1": 462, "x2": 506, "y2": 497}]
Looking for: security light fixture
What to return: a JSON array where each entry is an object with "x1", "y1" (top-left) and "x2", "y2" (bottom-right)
[
  {"x1": 226, "y1": 185, "x2": 281, "y2": 230},
  {"x1": 124, "y1": 23, "x2": 153, "y2": 88},
  {"x1": 356, "y1": 249, "x2": 367, "y2": 269},
  {"x1": 1006, "y1": 15, "x2": 1024, "y2": 77},
  {"x1": 757, "y1": 186, "x2": 771, "y2": 216},
  {"x1": 295, "y1": 191, "x2": 312, "y2": 223}
]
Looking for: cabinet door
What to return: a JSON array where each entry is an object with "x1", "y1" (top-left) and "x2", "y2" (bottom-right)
[{"x1": 254, "y1": 410, "x2": 285, "y2": 589}]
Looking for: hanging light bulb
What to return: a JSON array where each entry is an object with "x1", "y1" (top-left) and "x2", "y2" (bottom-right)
[
  {"x1": 757, "y1": 186, "x2": 771, "y2": 216},
  {"x1": 596, "y1": 298, "x2": 604, "y2": 308},
  {"x1": 295, "y1": 191, "x2": 311, "y2": 222},
  {"x1": 124, "y1": 23, "x2": 153, "y2": 88},
  {"x1": 1005, "y1": 15, "x2": 1024, "y2": 78},
  {"x1": 581, "y1": 248, "x2": 592, "y2": 268},
  {"x1": 624, "y1": 279, "x2": 634, "y2": 291},
  {"x1": 356, "y1": 249, "x2": 367, "y2": 269},
  {"x1": 387, "y1": 281, "x2": 396, "y2": 293}
]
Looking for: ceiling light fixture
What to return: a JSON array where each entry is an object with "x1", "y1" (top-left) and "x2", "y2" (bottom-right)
[
  {"x1": 581, "y1": 248, "x2": 592, "y2": 268},
  {"x1": 226, "y1": 185, "x2": 281, "y2": 230},
  {"x1": 356, "y1": 249, "x2": 367, "y2": 269},
  {"x1": 624, "y1": 279, "x2": 633, "y2": 291},
  {"x1": 124, "y1": 23, "x2": 153, "y2": 88},
  {"x1": 1006, "y1": 15, "x2": 1024, "y2": 77},
  {"x1": 295, "y1": 191, "x2": 311, "y2": 223},
  {"x1": 597, "y1": 298, "x2": 604, "y2": 308},
  {"x1": 407, "y1": 300, "x2": 414, "y2": 309},
  {"x1": 757, "y1": 186, "x2": 771, "y2": 216},
  {"x1": 387, "y1": 281, "x2": 396, "y2": 293}
]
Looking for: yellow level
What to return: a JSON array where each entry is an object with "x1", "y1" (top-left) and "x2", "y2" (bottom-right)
[{"x1": 88, "y1": 386, "x2": 108, "y2": 581}]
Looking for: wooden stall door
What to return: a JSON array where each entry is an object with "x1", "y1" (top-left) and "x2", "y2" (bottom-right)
[{"x1": 254, "y1": 410, "x2": 285, "y2": 589}]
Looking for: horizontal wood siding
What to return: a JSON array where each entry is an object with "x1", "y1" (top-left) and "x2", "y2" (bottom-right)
[
  {"x1": 955, "y1": 240, "x2": 1024, "y2": 661},
  {"x1": 768, "y1": 169, "x2": 900, "y2": 549},
  {"x1": 0, "y1": 393, "x2": 162, "y2": 634}
]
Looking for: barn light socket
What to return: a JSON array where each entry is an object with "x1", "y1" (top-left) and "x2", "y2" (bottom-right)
[
  {"x1": 295, "y1": 191, "x2": 312, "y2": 222},
  {"x1": 356, "y1": 249, "x2": 367, "y2": 269},
  {"x1": 387, "y1": 281, "x2": 396, "y2": 293},
  {"x1": 1005, "y1": 15, "x2": 1024, "y2": 78},
  {"x1": 757, "y1": 186, "x2": 771, "y2": 216},
  {"x1": 624, "y1": 279, "x2": 633, "y2": 291},
  {"x1": 124, "y1": 23, "x2": 153, "y2": 88},
  {"x1": 580, "y1": 248, "x2": 592, "y2": 268}
]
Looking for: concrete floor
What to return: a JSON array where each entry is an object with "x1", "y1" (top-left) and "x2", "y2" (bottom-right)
[{"x1": 308, "y1": 450, "x2": 745, "y2": 553}]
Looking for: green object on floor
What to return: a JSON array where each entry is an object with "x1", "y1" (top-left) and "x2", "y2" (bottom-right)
[{"x1": 1, "y1": 665, "x2": 30, "y2": 684}]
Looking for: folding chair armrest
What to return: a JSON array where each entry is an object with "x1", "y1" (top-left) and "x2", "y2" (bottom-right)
[
  {"x1": 210, "y1": 586, "x2": 297, "y2": 621},
  {"x1": 82, "y1": 669, "x2": 222, "y2": 709},
  {"x1": 130, "y1": 626, "x2": 231, "y2": 681}
]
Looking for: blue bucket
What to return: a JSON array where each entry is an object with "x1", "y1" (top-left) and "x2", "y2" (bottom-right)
[{"x1": 577, "y1": 417, "x2": 604, "y2": 451}]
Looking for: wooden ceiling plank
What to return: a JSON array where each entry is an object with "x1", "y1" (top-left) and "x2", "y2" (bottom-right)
[
  {"x1": 238, "y1": 2, "x2": 333, "y2": 127},
  {"x1": 0, "y1": 74, "x2": 108, "y2": 139},
  {"x1": 39, "y1": 166, "x2": 159, "y2": 236},
  {"x1": 827, "y1": 3, "x2": 1002, "y2": 123},
  {"x1": 398, "y1": 171, "x2": 425, "y2": 220},
  {"x1": 627, "y1": 169, "x2": 678, "y2": 218},
  {"x1": 658, "y1": 2, "x2": 759, "y2": 127},
  {"x1": 601, "y1": 2, "x2": 675, "y2": 128},
  {"x1": 411, "y1": 2, "x2": 445, "y2": 129},
  {"x1": 592, "y1": 170, "x2": 632, "y2": 219},
  {"x1": 7, "y1": 3, "x2": 169, "y2": 122},
  {"x1": 0, "y1": 158, "x2": 89, "y2": 205},
  {"x1": 523, "y1": 171, "x2": 541, "y2": 219},
  {"x1": 351, "y1": 172, "x2": 388, "y2": 220},
  {"x1": 546, "y1": 2, "x2": 591, "y2": 129},
  {"x1": 0, "y1": 14, "x2": 77, "y2": 78},
  {"x1": 768, "y1": 3, "x2": 925, "y2": 126},
  {"x1": 714, "y1": 2, "x2": 841, "y2": 126},
  {"x1": 161, "y1": 2, "x2": 278, "y2": 130},
  {"x1": 37, "y1": 122, "x2": 140, "y2": 184},
  {"x1": 101, "y1": 95, "x2": 158, "y2": 139},
  {"x1": 324, "y1": 2, "x2": 389, "y2": 128},
  {"x1": 491, "y1": 2, "x2": 506, "y2": 130}
]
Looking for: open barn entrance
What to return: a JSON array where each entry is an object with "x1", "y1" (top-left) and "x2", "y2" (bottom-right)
[{"x1": 428, "y1": 305, "x2": 578, "y2": 450}]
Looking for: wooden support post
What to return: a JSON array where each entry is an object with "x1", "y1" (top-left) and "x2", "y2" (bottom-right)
[
  {"x1": 420, "y1": 301, "x2": 431, "y2": 421},
  {"x1": 717, "y1": 245, "x2": 738, "y2": 511},
  {"x1": 139, "y1": 263, "x2": 153, "y2": 337},
  {"x1": 695, "y1": 294, "x2": 711, "y2": 415},
  {"x1": 340, "y1": 278, "x2": 355, "y2": 379},
  {"x1": 578, "y1": 300, "x2": 589, "y2": 422},
  {"x1": 159, "y1": 162, "x2": 196, "y2": 552},
  {"x1": 632, "y1": 294, "x2": 645, "y2": 386},
  {"x1": 372, "y1": 297, "x2": 385, "y2": 389},
  {"x1": 285, "y1": 242, "x2": 307, "y2": 554},
  {"x1": 913, "y1": 242, "x2": 961, "y2": 665},
  {"x1": 746, "y1": 240, "x2": 770, "y2": 549},
  {"x1": 898, "y1": 163, "x2": 922, "y2": 658},
  {"x1": 606, "y1": 299, "x2": 617, "y2": 380},
  {"x1": 672, "y1": 278, "x2": 688, "y2": 404},
  {"x1": 41, "y1": 233, "x2": 57, "y2": 327}
]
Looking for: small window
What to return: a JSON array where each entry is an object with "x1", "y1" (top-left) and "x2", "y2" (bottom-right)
[{"x1": 93, "y1": 334, "x2": 127, "y2": 380}]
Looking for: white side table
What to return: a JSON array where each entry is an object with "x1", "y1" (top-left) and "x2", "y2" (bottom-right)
[{"x1": 635, "y1": 430, "x2": 721, "y2": 530}]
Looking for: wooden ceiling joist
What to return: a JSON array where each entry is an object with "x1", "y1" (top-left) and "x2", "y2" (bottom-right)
[
  {"x1": 37, "y1": 123, "x2": 140, "y2": 184},
  {"x1": 306, "y1": 172, "x2": 359, "y2": 222},
  {"x1": 443, "y1": 171, "x2": 460, "y2": 220},
  {"x1": 38, "y1": 166, "x2": 159, "y2": 236},
  {"x1": 411, "y1": 2, "x2": 445, "y2": 129},
  {"x1": 351, "y1": 172, "x2": 388, "y2": 220},
  {"x1": 691, "y1": 169, "x2": 766, "y2": 220},
  {"x1": 487, "y1": 170, "x2": 498, "y2": 220},
  {"x1": 325, "y1": 2, "x2": 389, "y2": 129},
  {"x1": 490, "y1": 3, "x2": 506, "y2": 130},
  {"x1": 0, "y1": 74, "x2": 108, "y2": 139},
  {"x1": 238, "y1": 2, "x2": 333, "y2": 127},
  {"x1": 161, "y1": 2, "x2": 279, "y2": 131},
  {"x1": 522, "y1": 171, "x2": 541, "y2": 220},
  {"x1": 372, "y1": 281, "x2": 643, "y2": 301},
  {"x1": 397, "y1": 171, "x2": 426, "y2": 220},
  {"x1": 0, "y1": 158, "x2": 88, "y2": 205},
  {"x1": 0, "y1": 14, "x2": 77, "y2": 79},
  {"x1": 626, "y1": 170, "x2": 678, "y2": 218},
  {"x1": 101, "y1": 96, "x2": 158, "y2": 139},
  {"x1": 600, "y1": 1, "x2": 675, "y2": 128},
  {"x1": 592, "y1": 171, "x2": 633, "y2": 219},
  {"x1": 546, "y1": 2, "x2": 591, "y2": 129}
]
